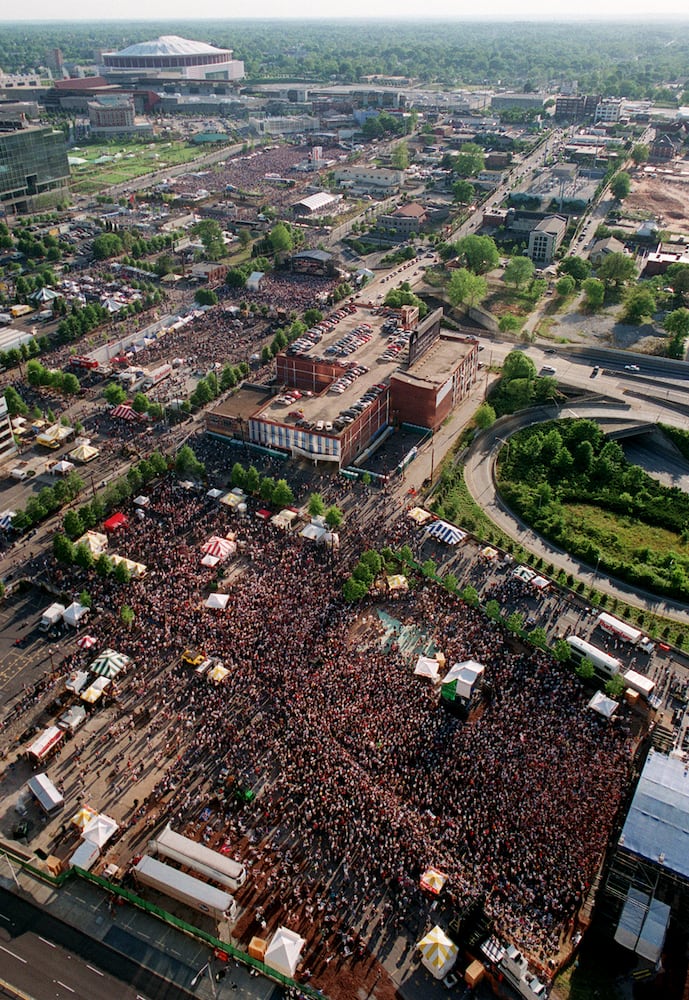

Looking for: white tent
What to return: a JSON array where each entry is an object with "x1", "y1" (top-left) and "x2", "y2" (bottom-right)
[
  {"x1": 82, "y1": 813, "x2": 119, "y2": 848},
  {"x1": 133, "y1": 495, "x2": 150, "y2": 507},
  {"x1": 65, "y1": 670, "x2": 90, "y2": 694},
  {"x1": 300, "y1": 522, "x2": 327, "y2": 542},
  {"x1": 417, "y1": 925, "x2": 458, "y2": 980},
  {"x1": 51, "y1": 459, "x2": 75, "y2": 475},
  {"x1": 63, "y1": 601, "x2": 89, "y2": 628},
  {"x1": 201, "y1": 553, "x2": 220, "y2": 568},
  {"x1": 205, "y1": 593, "x2": 229, "y2": 610},
  {"x1": 68, "y1": 839, "x2": 100, "y2": 871},
  {"x1": 75, "y1": 531, "x2": 108, "y2": 555},
  {"x1": 588, "y1": 690, "x2": 619, "y2": 719},
  {"x1": 207, "y1": 488, "x2": 224, "y2": 499},
  {"x1": 264, "y1": 926, "x2": 306, "y2": 979},
  {"x1": 414, "y1": 655, "x2": 440, "y2": 681}
]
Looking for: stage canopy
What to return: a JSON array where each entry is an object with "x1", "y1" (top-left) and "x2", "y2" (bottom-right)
[{"x1": 615, "y1": 887, "x2": 671, "y2": 964}]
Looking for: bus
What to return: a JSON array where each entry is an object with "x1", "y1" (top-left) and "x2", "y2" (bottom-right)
[{"x1": 566, "y1": 635, "x2": 622, "y2": 678}]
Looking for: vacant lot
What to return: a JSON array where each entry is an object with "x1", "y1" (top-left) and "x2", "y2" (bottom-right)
[
  {"x1": 626, "y1": 169, "x2": 689, "y2": 235},
  {"x1": 70, "y1": 140, "x2": 211, "y2": 194}
]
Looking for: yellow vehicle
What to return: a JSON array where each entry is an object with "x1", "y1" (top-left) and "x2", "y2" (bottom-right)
[{"x1": 181, "y1": 649, "x2": 204, "y2": 667}]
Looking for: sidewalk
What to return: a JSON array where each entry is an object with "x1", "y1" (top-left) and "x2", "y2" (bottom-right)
[{"x1": 0, "y1": 865, "x2": 276, "y2": 1000}]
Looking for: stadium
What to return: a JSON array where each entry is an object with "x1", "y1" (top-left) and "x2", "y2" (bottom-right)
[{"x1": 99, "y1": 35, "x2": 244, "y2": 82}]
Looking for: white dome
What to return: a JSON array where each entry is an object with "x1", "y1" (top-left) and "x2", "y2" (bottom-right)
[{"x1": 114, "y1": 35, "x2": 230, "y2": 58}]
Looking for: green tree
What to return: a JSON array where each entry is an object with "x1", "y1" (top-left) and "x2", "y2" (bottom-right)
[
  {"x1": 552, "y1": 638, "x2": 572, "y2": 662},
  {"x1": 272, "y1": 479, "x2": 294, "y2": 508},
  {"x1": 308, "y1": 492, "x2": 325, "y2": 517},
  {"x1": 664, "y1": 307, "x2": 689, "y2": 347},
  {"x1": 73, "y1": 542, "x2": 94, "y2": 570},
  {"x1": 621, "y1": 286, "x2": 656, "y2": 324},
  {"x1": 259, "y1": 476, "x2": 275, "y2": 504},
  {"x1": 53, "y1": 533, "x2": 74, "y2": 564},
  {"x1": 610, "y1": 171, "x2": 631, "y2": 200},
  {"x1": 556, "y1": 274, "x2": 576, "y2": 297},
  {"x1": 605, "y1": 674, "x2": 626, "y2": 698},
  {"x1": 4, "y1": 386, "x2": 27, "y2": 416},
  {"x1": 443, "y1": 572, "x2": 458, "y2": 593},
  {"x1": 120, "y1": 604, "x2": 135, "y2": 628},
  {"x1": 175, "y1": 444, "x2": 205, "y2": 479},
  {"x1": 391, "y1": 141, "x2": 409, "y2": 170},
  {"x1": 504, "y1": 256, "x2": 535, "y2": 289},
  {"x1": 343, "y1": 576, "x2": 369, "y2": 602},
  {"x1": 498, "y1": 314, "x2": 521, "y2": 334},
  {"x1": 575, "y1": 658, "x2": 595, "y2": 680},
  {"x1": 529, "y1": 626, "x2": 549, "y2": 649},
  {"x1": 95, "y1": 553, "x2": 114, "y2": 577},
  {"x1": 631, "y1": 144, "x2": 649, "y2": 165},
  {"x1": 582, "y1": 277, "x2": 605, "y2": 310},
  {"x1": 461, "y1": 585, "x2": 479, "y2": 606},
  {"x1": 78, "y1": 590, "x2": 92, "y2": 609},
  {"x1": 63, "y1": 509, "x2": 83, "y2": 540},
  {"x1": 502, "y1": 350, "x2": 537, "y2": 382},
  {"x1": 447, "y1": 268, "x2": 488, "y2": 308},
  {"x1": 597, "y1": 252, "x2": 636, "y2": 287},
  {"x1": 507, "y1": 611, "x2": 525, "y2": 633},
  {"x1": 557, "y1": 256, "x2": 591, "y2": 284},
  {"x1": 230, "y1": 462, "x2": 246, "y2": 489},
  {"x1": 455, "y1": 234, "x2": 499, "y2": 274},
  {"x1": 131, "y1": 392, "x2": 149, "y2": 414},
  {"x1": 195, "y1": 219, "x2": 225, "y2": 261},
  {"x1": 453, "y1": 143, "x2": 485, "y2": 178},
  {"x1": 475, "y1": 402, "x2": 496, "y2": 429},
  {"x1": 114, "y1": 561, "x2": 131, "y2": 585},
  {"x1": 452, "y1": 179, "x2": 475, "y2": 205},
  {"x1": 269, "y1": 223, "x2": 294, "y2": 254},
  {"x1": 104, "y1": 382, "x2": 127, "y2": 406},
  {"x1": 195, "y1": 288, "x2": 218, "y2": 307},
  {"x1": 325, "y1": 505, "x2": 343, "y2": 528},
  {"x1": 92, "y1": 233, "x2": 123, "y2": 260}
]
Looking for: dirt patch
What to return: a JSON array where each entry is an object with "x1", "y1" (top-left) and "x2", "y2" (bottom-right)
[{"x1": 626, "y1": 170, "x2": 689, "y2": 234}]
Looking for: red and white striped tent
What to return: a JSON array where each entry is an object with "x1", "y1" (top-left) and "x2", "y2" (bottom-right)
[
  {"x1": 201, "y1": 536, "x2": 237, "y2": 561},
  {"x1": 111, "y1": 404, "x2": 137, "y2": 421},
  {"x1": 76, "y1": 634, "x2": 97, "y2": 650}
]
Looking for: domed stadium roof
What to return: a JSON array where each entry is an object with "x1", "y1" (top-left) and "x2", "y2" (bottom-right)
[{"x1": 114, "y1": 35, "x2": 230, "y2": 58}]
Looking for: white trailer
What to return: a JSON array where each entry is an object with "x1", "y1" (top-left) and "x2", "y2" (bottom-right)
[
  {"x1": 623, "y1": 669, "x2": 656, "y2": 700},
  {"x1": 149, "y1": 823, "x2": 247, "y2": 892},
  {"x1": 595, "y1": 613, "x2": 654, "y2": 653},
  {"x1": 566, "y1": 636, "x2": 622, "y2": 678},
  {"x1": 133, "y1": 855, "x2": 237, "y2": 923}
]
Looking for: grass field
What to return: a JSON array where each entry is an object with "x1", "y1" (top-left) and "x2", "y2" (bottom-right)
[
  {"x1": 69, "y1": 140, "x2": 214, "y2": 194},
  {"x1": 561, "y1": 502, "x2": 689, "y2": 563}
]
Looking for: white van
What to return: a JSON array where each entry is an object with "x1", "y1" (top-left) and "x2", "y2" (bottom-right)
[{"x1": 541, "y1": 364, "x2": 556, "y2": 376}]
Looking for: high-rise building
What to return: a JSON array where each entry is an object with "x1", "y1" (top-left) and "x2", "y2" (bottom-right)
[
  {"x1": 0, "y1": 396, "x2": 17, "y2": 467},
  {"x1": 0, "y1": 125, "x2": 70, "y2": 215}
]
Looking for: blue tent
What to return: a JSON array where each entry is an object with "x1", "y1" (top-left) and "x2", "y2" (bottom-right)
[{"x1": 425, "y1": 520, "x2": 466, "y2": 545}]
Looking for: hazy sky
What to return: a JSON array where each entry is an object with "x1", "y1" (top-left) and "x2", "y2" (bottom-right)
[{"x1": 4, "y1": 1, "x2": 689, "y2": 21}]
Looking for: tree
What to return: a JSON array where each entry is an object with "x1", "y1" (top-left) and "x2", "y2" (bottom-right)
[
  {"x1": 453, "y1": 143, "x2": 485, "y2": 178},
  {"x1": 195, "y1": 219, "x2": 225, "y2": 261},
  {"x1": 605, "y1": 674, "x2": 626, "y2": 698},
  {"x1": 175, "y1": 444, "x2": 205, "y2": 480},
  {"x1": 631, "y1": 144, "x2": 649, "y2": 165},
  {"x1": 120, "y1": 604, "x2": 135, "y2": 628},
  {"x1": 557, "y1": 256, "x2": 591, "y2": 284},
  {"x1": 131, "y1": 392, "x2": 149, "y2": 414},
  {"x1": 502, "y1": 350, "x2": 536, "y2": 382},
  {"x1": 230, "y1": 462, "x2": 246, "y2": 489},
  {"x1": 475, "y1": 402, "x2": 496, "y2": 429},
  {"x1": 53, "y1": 533, "x2": 74, "y2": 564},
  {"x1": 556, "y1": 274, "x2": 576, "y2": 297},
  {"x1": 447, "y1": 268, "x2": 488, "y2": 309},
  {"x1": 443, "y1": 573, "x2": 458, "y2": 593},
  {"x1": 597, "y1": 252, "x2": 636, "y2": 288},
  {"x1": 504, "y1": 256, "x2": 535, "y2": 290},
  {"x1": 245, "y1": 465, "x2": 260, "y2": 494},
  {"x1": 226, "y1": 268, "x2": 247, "y2": 288},
  {"x1": 552, "y1": 639, "x2": 572, "y2": 662},
  {"x1": 73, "y1": 542, "x2": 94, "y2": 570},
  {"x1": 575, "y1": 658, "x2": 595, "y2": 680},
  {"x1": 92, "y1": 233, "x2": 123, "y2": 260},
  {"x1": 63, "y1": 509, "x2": 83, "y2": 540},
  {"x1": 308, "y1": 493, "x2": 325, "y2": 517},
  {"x1": 529, "y1": 626, "x2": 549, "y2": 649},
  {"x1": 664, "y1": 307, "x2": 689, "y2": 343},
  {"x1": 4, "y1": 386, "x2": 27, "y2": 417},
  {"x1": 452, "y1": 179, "x2": 475, "y2": 205},
  {"x1": 666, "y1": 263, "x2": 689, "y2": 304},
  {"x1": 269, "y1": 223, "x2": 294, "y2": 254},
  {"x1": 343, "y1": 576, "x2": 369, "y2": 602},
  {"x1": 114, "y1": 561, "x2": 131, "y2": 585},
  {"x1": 325, "y1": 505, "x2": 343, "y2": 528},
  {"x1": 582, "y1": 277, "x2": 605, "y2": 310},
  {"x1": 272, "y1": 479, "x2": 294, "y2": 508},
  {"x1": 195, "y1": 288, "x2": 218, "y2": 307},
  {"x1": 78, "y1": 590, "x2": 92, "y2": 609},
  {"x1": 507, "y1": 611, "x2": 524, "y2": 633},
  {"x1": 498, "y1": 314, "x2": 521, "y2": 334},
  {"x1": 391, "y1": 141, "x2": 409, "y2": 170},
  {"x1": 461, "y1": 585, "x2": 479, "y2": 606},
  {"x1": 259, "y1": 476, "x2": 275, "y2": 504},
  {"x1": 95, "y1": 553, "x2": 114, "y2": 577},
  {"x1": 62, "y1": 373, "x2": 81, "y2": 396},
  {"x1": 621, "y1": 287, "x2": 656, "y2": 324},
  {"x1": 104, "y1": 382, "x2": 127, "y2": 406},
  {"x1": 610, "y1": 172, "x2": 631, "y2": 200},
  {"x1": 454, "y1": 234, "x2": 499, "y2": 274}
]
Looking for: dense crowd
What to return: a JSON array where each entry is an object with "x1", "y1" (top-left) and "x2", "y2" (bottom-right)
[{"x1": 29, "y1": 474, "x2": 633, "y2": 969}]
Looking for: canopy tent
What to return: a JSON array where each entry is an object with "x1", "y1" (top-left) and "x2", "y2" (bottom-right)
[
  {"x1": 51, "y1": 459, "x2": 75, "y2": 475},
  {"x1": 208, "y1": 664, "x2": 230, "y2": 683},
  {"x1": 205, "y1": 593, "x2": 229, "y2": 610},
  {"x1": 76, "y1": 634, "x2": 97, "y2": 650},
  {"x1": 65, "y1": 670, "x2": 90, "y2": 694},
  {"x1": 408, "y1": 506, "x2": 434, "y2": 525},
  {"x1": 425, "y1": 520, "x2": 466, "y2": 546},
  {"x1": 81, "y1": 676, "x2": 111, "y2": 703},
  {"x1": 417, "y1": 925, "x2": 458, "y2": 980},
  {"x1": 513, "y1": 564, "x2": 537, "y2": 583},
  {"x1": 111, "y1": 404, "x2": 137, "y2": 421},
  {"x1": 133, "y1": 495, "x2": 150, "y2": 507},
  {"x1": 63, "y1": 601, "x2": 89, "y2": 627},
  {"x1": 27, "y1": 726, "x2": 64, "y2": 762},
  {"x1": 58, "y1": 704, "x2": 87, "y2": 733},
  {"x1": 530, "y1": 575, "x2": 550, "y2": 590},
  {"x1": 30, "y1": 286, "x2": 61, "y2": 303},
  {"x1": 588, "y1": 690, "x2": 619, "y2": 719},
  {"x1": 387, "y1": 574, "x2": 409, "y2": 593},
  {"x1": 103, "y1": 512, "x2": 128, "y2": 533},
  {"x1": 0, "y1": 509, "x2": 16, "y2": 530},
  {"x1": 82, "y1": 813, "x2": 119, "y2": 848},
  {"x1": 300, "y1": 522, "x2": 327, "y2": 542},
  {"x1": 219, "y1": 491, "x2": 245, "y2": 509},
  {"x1": 264, "y1": 926, "x2": 306, "y2": 979},
  {"x1": 75, "y1": 530, "x2": 108, "y2": 555},
  {"x1": 420, "y1": 867, "x2": 448, "y2": 895},
  {"x1": 206, "y1": 488, "x2": 224, "y2": 499},
  {"x1": 89, "y1": 648, "x2": 130, "y2": 679},
  {"x1": 271, "y1": 509, "x2": 298, "y2": 531},
  {"x1": 414, "y1": 656, "x2": 441, "y2": 681},
  {"x1": 110, "y1": 554, "x2": 147, "y2": 578},
  {"x1": 71, "y1": 805, "x2": 98, "y2": 830},
  {"x1": 321, "y1": 530, "x2": 339, "y2": 548},
  {"x1": 481, "y1": 546, "x2": 499, "y2": 561},
  {"x1": 201, "y1": 553, "x2": 220, "y2": 568},
  {"x1": 201, "y1": 536, "x2": 236, "y2": 561},
  {"x1": 69, "y1": 442, "x2": 99, "y2": 463},
  {"x1": 442, "y1": 660, "x2": 485, "y2": 703},
  {"x1": 68, "y1": 840, "x2": 100, "y2": 872},
  {"x1": 103, "y1": 297, "x2": 125, "y2": 313}
]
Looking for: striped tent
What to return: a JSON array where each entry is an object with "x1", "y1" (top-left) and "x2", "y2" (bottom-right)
[
  {"x1": 425, "y1": 520, "x2": 466, "y2": 545},
  {"x1": 89, "y1": 648, "x2": 130, "y2": 679},
  {"x1": 0, "y1": 510, "x2": 16, "y2": 530},
  {"x1": 417, "y1": 925, "x2": 458, "y2": 980},
  {"x1": 76, "y1": 634, "x2": 98, "y2": 650},
  {"x1": 201, "y1": 536, "x2": 236, "y2": 561},
  {"x1": 111, "y1": 404, "x2": 137, "y2": 421}
]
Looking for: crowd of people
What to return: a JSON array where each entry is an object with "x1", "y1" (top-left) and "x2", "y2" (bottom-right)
[{"x1": 6, "y1": 467, "x2": 635, "y2": 983}]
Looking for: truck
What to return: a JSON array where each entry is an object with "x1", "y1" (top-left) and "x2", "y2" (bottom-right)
[
  {"x1": 623, "y1": 669, "x2": 656, "y2": 701},
  {"x1": 40, "y1": 602, "x2": 66, "y2": 632},
  {"x1": 142, "y1": 363, "x2": 172, "y2": 390},
  {"x1": 149, "y1": 823, "x2": 247, "y2": 893},
  {"x1": 595, "y1": 612, "x2": 655, "y2": 654},
  {"x1": 566, "y1": 635, "x2": 622, "y2": 678},
  {"x1": 132, "y1": 855, "x2": 237, "y2": 923}
]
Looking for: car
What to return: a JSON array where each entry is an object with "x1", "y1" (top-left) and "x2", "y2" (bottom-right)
[
  {"x1": 624, "y1": 364, "x2": 640, "y2": 372},
  {"x1": 591, "y1": 366, "x2": 600, "y2": 378},
  {"x1": 181, "y1": 649, "x2": 205, "y2": 667}
]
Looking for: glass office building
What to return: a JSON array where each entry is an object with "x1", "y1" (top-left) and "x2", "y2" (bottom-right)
[{"x1": 0, "y1": 126, "x2": 70, "y2": 215}]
